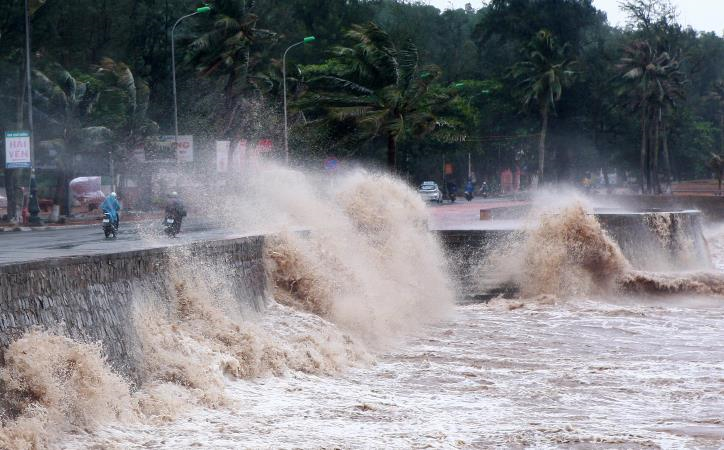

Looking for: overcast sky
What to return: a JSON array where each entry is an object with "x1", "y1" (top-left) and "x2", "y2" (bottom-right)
[{"x1": 423, "y1": 0, "x2": 724, "y2": 35}]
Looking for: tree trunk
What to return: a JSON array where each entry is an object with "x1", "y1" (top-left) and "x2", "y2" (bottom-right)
[
  {"x1": 55, "y1": 169, "x2": 69, "y2": 216},
  {"x1": 593, "y1": 121, "x2": 610, "y2": 189},
  {"x1": 652, "y1": 110, "x2": 661, "y2": 194},
  {"x1": 720, "y1": 110, "x2": 724, "y2": 155},
  {"x1": 387, "y1": 133, "x2": 397, "y2": 171},
  {"x1": 4, "y1": 66, "x2": 27, "y2": 221},
  {"x1": 639, "y1": 105, "x2": 647, "y2": 194},
  {"x1": 661, "y1": 121, "x2": 672, "y2": 193},
  {"x1": 538, "y1": 102, "x2": 549, "y2": 183}
]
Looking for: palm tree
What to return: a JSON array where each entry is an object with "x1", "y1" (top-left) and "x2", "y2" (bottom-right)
[
  {"x1": 617, "y1": 41, "x2": 685, "y2": 193},
  {"x1": 186, "y1": 0, "x2": 276, "y2": 134},
  {"x1": 299, "y1": 22, "x2": 450, "y2": 171},
  {"x1": 511, "y1": 30, "x2": 576, "y2": 183},
  {"x1": 649, "y1": 50, "x2": 685, "y2": 192},
  {"x1": 94, "y1": 58, "x2": 159, "y2": 196},
  {"x1": 32, "y1": 63, "x2": 112, "y2": 213}
]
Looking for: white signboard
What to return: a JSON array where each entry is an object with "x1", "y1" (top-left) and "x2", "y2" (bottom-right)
[
  {"x1": 216, "y1": 140, "x2": 230, "y2": 173},
  {"x1": 160, "y1": 135, "x2": 194, "y2": 162},
  {"x1": 5, "y1": 131, "x2": 31, "y2": 169}
]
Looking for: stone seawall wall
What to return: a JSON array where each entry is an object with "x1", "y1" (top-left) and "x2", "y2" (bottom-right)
[
  {"x1": 0, "y1": 235, "x2": 268, "y2": 377},
  {"x1": 601, "y1": 195, "x2": 724, "y2": 221}
]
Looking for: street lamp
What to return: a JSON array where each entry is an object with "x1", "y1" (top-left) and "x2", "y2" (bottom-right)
[
  {"x1": 24, "y1": 0, "x2": 40, "y2": 224},
  {"x1": 171, "y1": 5, "x2": 211, "y2": 148},
  {"x1": 282, "y1": 36, "x2": 315, "y2": 164}
]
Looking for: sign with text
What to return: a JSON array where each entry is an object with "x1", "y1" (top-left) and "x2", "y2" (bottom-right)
[
  {"x1": 145, "y1": 135, "x2": 194, "y2": 162},
  {"x1": 216, "y1": 140, "x2": 230, "y2": 173},
  {"x1": 5, "y1": 131, "x2": 31, "y2": 169},
  {"x1": 257, "y1": 139, "x2": 273, "y2": 153},
  {"x1": 171, "y1": 135, "x2": 194, "y2": 162}
]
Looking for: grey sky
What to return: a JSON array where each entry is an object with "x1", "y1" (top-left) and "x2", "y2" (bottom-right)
[{"x1": 423, "y1": 0, "x2": 724, "y2": 35}]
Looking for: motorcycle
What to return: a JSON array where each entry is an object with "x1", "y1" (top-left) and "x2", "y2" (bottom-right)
[
  {"x1": 479, "y1": 183, "x2": 489, "y2": 198},
  {"x1": 164, "y1": 215, "x2": 181, "y2": 238},
  {"x1": 102, "y1": 212, "x2": 117, "y2": 239},
  {"x1": 464, "y1": 182, "x2": 474, "y2": 201}
]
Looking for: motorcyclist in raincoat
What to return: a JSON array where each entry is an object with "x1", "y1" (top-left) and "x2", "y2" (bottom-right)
[
  {"x1": 100, "y1": 192, "x2": 121, "y2": 228},
  {"x1": 164, "y1": 191, "x2": 187, "y2": 230}
]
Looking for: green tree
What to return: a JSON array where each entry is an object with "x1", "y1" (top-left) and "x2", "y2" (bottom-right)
[
  {"x1": 617, "y1": 40, "x2": 684, "y2": 193},
  {"x1": 300, "y1": 22, "x2": 451, "y2": 170},
  {"x1": 93, "y1": 57, "x2": 159, "y2": 194},
  {"x1": 511, "y1": 29, "x2": 575, "y2": 182},
  {"x1": 32, "y1": 63, "x2": 112, "y2": 213},
  {"x1": 707, "y1": 80, "x2": 724, "y2": 155},
  {"x1": 186, "y1": 0, "x2": 277, "y2": 135}
]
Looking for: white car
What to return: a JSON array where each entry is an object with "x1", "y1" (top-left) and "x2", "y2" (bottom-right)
[{"x1": 418, "y1": 181, "x2": 443, "y2": 203}]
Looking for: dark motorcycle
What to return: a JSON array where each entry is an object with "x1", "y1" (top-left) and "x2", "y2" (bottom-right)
[
  {"x1": 102, "y1": 212, "x2": 117, "y2": 239},
  {"x1": 479, "y1": 183, "x2": 489, "y2": 198},
  {"x1": 164, "y1": 215, "x2": 181, "y2": 238},
  {"x1": 464, "y1": 182, "x2": 474, "y2": 201},
  {"x1": 446, "y1": 182, "x2": 458, "y2": 203}
]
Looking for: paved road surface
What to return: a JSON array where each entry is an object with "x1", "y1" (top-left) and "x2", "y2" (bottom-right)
[
  {"x1": 0, "y1": 198, "x2": 525, "y2": 266},
  {"x1": 427, "y1": 197, "x2": 525, "y2": 231},
  {"x1": 0, "y1": 219, "x2": 259, "y2": 266}
]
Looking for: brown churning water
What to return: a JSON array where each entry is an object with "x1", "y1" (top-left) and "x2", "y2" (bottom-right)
[{"x1": 1, "y1": 175, "x2": 724, "y2": 449}]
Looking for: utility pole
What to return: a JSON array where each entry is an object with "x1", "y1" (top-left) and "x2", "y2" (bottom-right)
[
  {"x1": 24, "y1": 0, "x2": 40, "y2": 224},
  {"x1": 282, "y1": 36, "x2": 315, "y2": 164}
]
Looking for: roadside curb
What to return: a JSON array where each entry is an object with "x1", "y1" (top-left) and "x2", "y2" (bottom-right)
[{"x1": 0, "y1": 224, "x2": 97, "y2": 233}]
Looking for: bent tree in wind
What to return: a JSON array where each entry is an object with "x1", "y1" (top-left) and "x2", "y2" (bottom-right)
[{"x1": 299, "y1": 22, "x2": 451, "y2": 171}]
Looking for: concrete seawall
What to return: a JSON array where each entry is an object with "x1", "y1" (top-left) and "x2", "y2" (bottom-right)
[{"x1": 0, "y1": 235, "x2": 268, "y2": 378}]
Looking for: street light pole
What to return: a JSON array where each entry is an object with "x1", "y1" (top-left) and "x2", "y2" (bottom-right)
[
  {"x1": 282, "y1": 36, "x2": 315, "y2": 165},
  {"x1": 24, "y1": 0, "x2": 40, "y2": 224},
  {"x1": 171, "y1": 6, "x2": 211, "y2": 150}
]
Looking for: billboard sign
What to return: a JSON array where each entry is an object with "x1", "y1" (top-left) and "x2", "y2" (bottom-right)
[{"x1": 5, "y1": 131, "x2": 31, "y2": 169}]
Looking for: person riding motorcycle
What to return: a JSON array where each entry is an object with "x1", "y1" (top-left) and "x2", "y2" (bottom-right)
[
  {"x1": 164, "y1": 192, "x2": 187, "y2": 231},
  {"x1": 464, "y1": 179, "x2": 475, "y2": 201},
  {"x1": 446, "y1": 181, "x2": 458, "y2": 202},
  {"x1": 478, "y1": 181, "x2": 489, "y2": 198},
  {"x1": 100, "y1": 192, "x2": 121, "y2": 228}
]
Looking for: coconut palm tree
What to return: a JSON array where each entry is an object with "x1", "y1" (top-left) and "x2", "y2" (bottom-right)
[
  {"x1": 32, "y1": 63, "x2": 112, "y2": 213},
  {"x1": 186, "y1": 0, "x2": 276, "y2": 133},
  {"x1": 299, "y1": 22, "x2": 451, "y2": 171},
  {"x1": 511, "y1": 29, "x2": 576, "y2": 183},
  {"x1": 649, "y1": 50, "x2": 685, "y2": 192},
  {"x1": 94, "y1": 57, "x2": 159, "y2": 196},
  {"x1": 617, "y1": 41, "x2": 685, "y2": 193}
]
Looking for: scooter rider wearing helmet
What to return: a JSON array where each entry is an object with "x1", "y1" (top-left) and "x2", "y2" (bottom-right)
[{"x1": 164, "y1": 191, "x2": 187, "y2": 231}]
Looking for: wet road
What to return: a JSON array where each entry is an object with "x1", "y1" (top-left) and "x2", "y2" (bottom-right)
[
  {"x1": 0, "y1": 197, "x2": 525, "y2": 266},
  {"x1": 427, "y1": 197, "x2": 526, "y2": 230},
  {"x1": 0, "y1": 219, "x2": 260, "y2": 266}
]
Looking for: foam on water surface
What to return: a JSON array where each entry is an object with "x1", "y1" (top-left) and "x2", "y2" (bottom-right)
[{"x1": 3, "y1": 176, "x2": 724, "y2": 449}]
